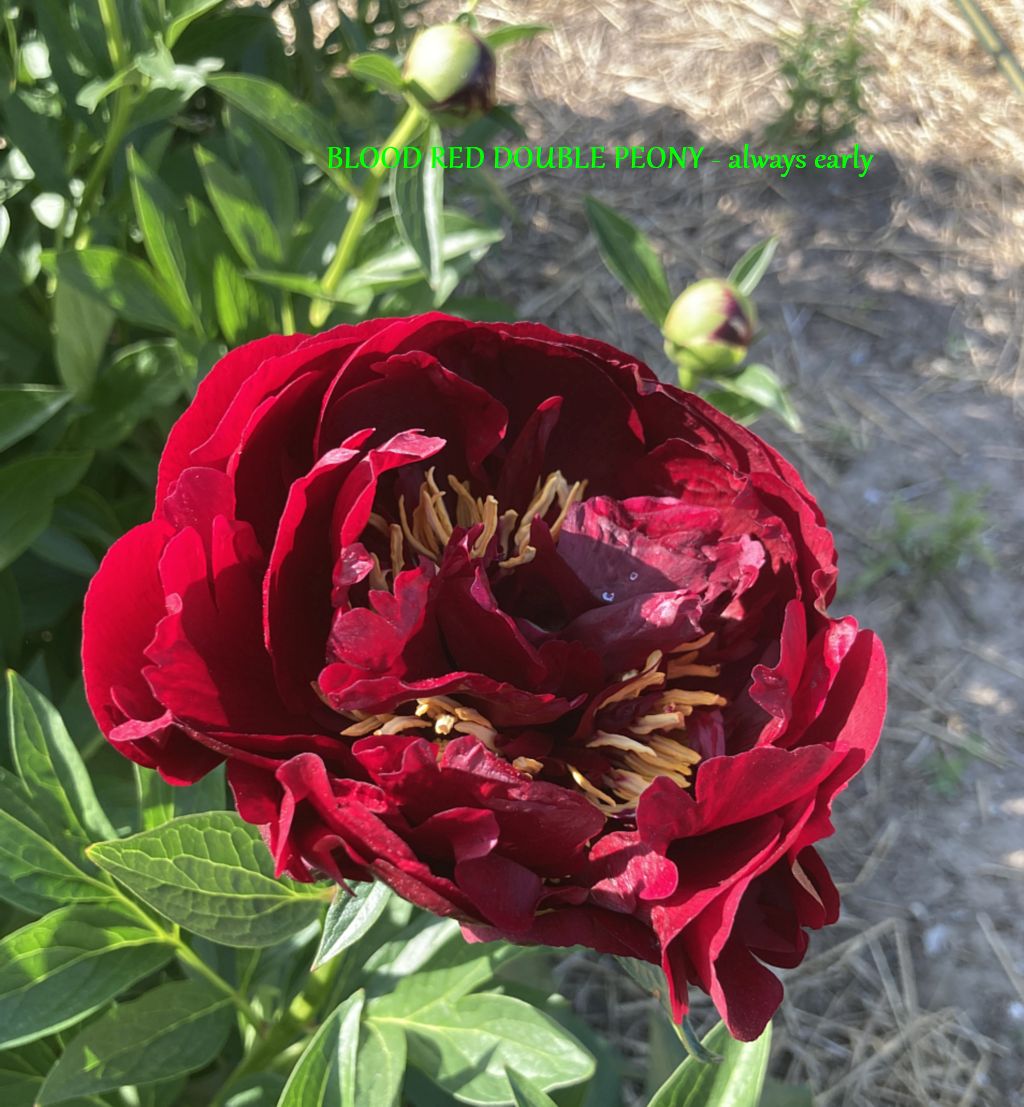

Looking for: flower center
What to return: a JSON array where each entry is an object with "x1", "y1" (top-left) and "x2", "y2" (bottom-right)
[
  {"x1": 335, "y1": 634, "x2": 725, "y2": 817},
  {"x1": 363, "y1": 467, "x2": 587, "y2": 587},
  {"x1": 568, "y1": 633, "x2": 725, "y2": 814}
]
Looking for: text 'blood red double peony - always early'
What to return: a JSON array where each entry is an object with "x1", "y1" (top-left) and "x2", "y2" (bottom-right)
[{"x1": 82, "y1": 314, "x2": 886, "y2": 1040}]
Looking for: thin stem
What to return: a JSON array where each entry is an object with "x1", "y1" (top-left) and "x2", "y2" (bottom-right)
[
  {"x1": 72, "y1": 90, "x2": 133, "y2": 247},
  {"x1": 309, "y1": 103, "x2": 425, "y2": 327},
  {"x1": 70, "y1": 0, "x2": 133, "y2": 246},
  {"x1": 280, "y1": 292, "x2": 296, "y2": 336},
  {"x1": 208, "y1": 955, "x2": 346, "y2": 1107}
]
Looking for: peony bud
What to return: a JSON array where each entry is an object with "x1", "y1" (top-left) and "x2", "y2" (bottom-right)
[
  {"x1": 403, "y1": 23, "x2": 496, "y2": 118},
  {"x1": 662, "y1": 278, "x2": 757, "y2": 380}
]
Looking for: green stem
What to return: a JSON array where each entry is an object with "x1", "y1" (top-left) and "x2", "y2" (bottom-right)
[
  {"x1": 71, "y1": 0, "x2": 133, "y2": 246},
  {"x1": 309, "y1": 104, "x2": 425, "y2": 327},
  {"x1": 72, "y1": 89, "x2": 133, "y2": 248},
  {"x1": 281, "y1": 292, "x2": 296, "y2": 336},
  {"x1": 208, "y1": 956, "x2": 345, "y2": 1107}
]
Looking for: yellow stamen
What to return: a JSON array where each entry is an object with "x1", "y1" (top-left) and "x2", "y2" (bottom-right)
[{"x1": 578, "y1": 633, "x2": 723, "y2": 813}]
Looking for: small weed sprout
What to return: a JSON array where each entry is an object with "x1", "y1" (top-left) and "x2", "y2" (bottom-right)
[
  {"x1": 766, "y1": 0, "x2": 872, "y2": 148},
  {"x1": 848, "y1": 486, "x2": 994, "y2": 599}
]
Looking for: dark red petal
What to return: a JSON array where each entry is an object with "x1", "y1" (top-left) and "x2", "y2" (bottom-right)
[{"x1": 83, "y1": 519, "x2": 173, "y2": 735}]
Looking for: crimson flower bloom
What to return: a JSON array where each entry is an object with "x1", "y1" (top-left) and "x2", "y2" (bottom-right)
[{"x1": 82, "y1": 314, "x2": 886, "y2": 1040}]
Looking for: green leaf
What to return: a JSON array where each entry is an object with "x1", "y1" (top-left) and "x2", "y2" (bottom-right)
[
  {"x1": 354, "y1": 1017, "x2": 406, "y2": 1107},
  {"x1": 56, "y1": 249, "x2": 186, "y2": 331},
  {"x1": 347, "y1": 53, "x2": 405, "y2": 92},
  {"x1": 484, "y1": 25, "x2": 550, "y2": 49},
  {"x1": 74, "y1": 340, "x2": 185, "y2": 451},
  {"x1": 728, "y1": 238, "x2": 777, "y2": 296},
  {"x1": 277, "y1": 990, "x2": 365, "y2": 1107},
  {"x1": 349, "y1": 212, "x2": 502, "y2": 290},
  {"x1": 87, "y1": 812, "x2": 324, "y2": 947},
  {"x1": 0, "y1": 768, "x2": 109, "y2": 914},
  {"x1": 166, "y1": 0, "x2": 226, "y2": 47},
  {"x1": 0, "y1": 903, "x2": 173, "y2": 1049},
  {"x1": 375, "y1": 993, "x2": 594, "y2": 1105},
  {"x1": 4, "y1": 94, "x2": 65, "y2": 191},
  {"x1": 0, "y1": 452, "x2": 92, "y2": 571},
  {"x1": 7, "y1": 671, "x2": 116, "y2": 843},
  {"x1": 368, "y1": 927, "x2": 522, "y2": 1015},
  {"x1": 53, "y1": 256, "x2": 115, "y2": 399},
  {"x1": 390, "y1": 124, "x2": 444, "y2": 290},
  {"x1": 221, "y1": 1073, "x2": 286, "y2": 1107},
  {"x1": 647, "y1": 1021, "x2": 772, "y2": 1107},
  {"x1": 196, "y1": 147, "x2": 283, "y2": 268},
  {"x1": 704, "y1": 364, "x2": 802, "y2": 432},
  {"x1": 0, "y1": 1041, "x2": 58, "y2": 1107},
  {"x1": 506, "y1": 1067, "x2": 559, "y2": 1107},
  {"x1": 583, "y1": 195, "x2": 672, "y2": 326},
  {"x1": 0, "y1": 387, "x2": 70, "y2": 454},
  {"x1": 212, "y1": 253, "x2": 265, "y2": 343},
  {"x1": 37, "y1": 980, "x2": 234, "y2": 1104},
  {"x1": 127, "y1": 148, "x2": 199, "y2": 332},
  {"x1": 205, "y1": 74, "x2": 355, "y2": 194},
  {"x1": 314, "y1": 881, "x2": 393, "y2": 969}
]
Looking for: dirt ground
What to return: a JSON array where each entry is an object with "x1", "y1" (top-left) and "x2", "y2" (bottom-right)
[{"x1": 405, "y1": 0, "x2": 1024, "y2": 1102}]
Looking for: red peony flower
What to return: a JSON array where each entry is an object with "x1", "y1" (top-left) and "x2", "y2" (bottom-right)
[{"x1": 82, "y1": 314, "x2": 886, "y2": 1040}]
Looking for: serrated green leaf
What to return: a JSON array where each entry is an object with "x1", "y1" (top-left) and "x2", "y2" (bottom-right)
[
  {"x1": 506, "y1": 1066, "x2": 559, "y2": 1107},
  {"x1": 7, "y1": 672, "x2": 116, "y2": 843},
  {"x1": 127, "y1": 148, "x2": 199, "y2": 332},
  {"x1": 314, "y1": 881, "x2": 393, "y2": 969},
  {"x1": 56, "y1": 249, "x2": 186, "y2": 332},
  {"x1": 647, "y1": 1021, "x2": 771, "y2": 1107},
  {"x1": 0, "y1": 903, "x2": 173, "y2": 1049},
  {"x1": 728, "y1": 238, "x2": 777, "y2": 296},
  {"x1": 583, "y1": 195, "x2": 672, "y2": 326},
  {"x1": 37, "y1": 981, "x2": 233, "y2": 1104},
  {"x1": 87, "y1": 812, "x2": 324, "y2": 947},
  {"x1": 374, "y1": 993, "x2": 594, "y2": 1106},
  {"x1": 390, "y1": 123, "x2": 444, "y2": 290},
  {"x1": 277, "y1": 990, "x2": 365, "y2": 1107},
  {"x1": 205, "y1": 73, "x2": 355, "y2": 194},
  {"x1": 0, "y1": 387, "x2": 70, "y2": 454},
  {"x1": 0, "y1": 453, "x2": 92, "y2": 571},
  {"x1": 484, "y1": 24, "x2": 550, "y2": 49},
  {"x1": 347, "y1": 53, "x2": 405, "y2": 91},
  {"x1": 196, "y1": 147, "x2": 283, "y2": 269},
  {"x1": 0, "y1": 769, "x2": 109, "y2": 914}
]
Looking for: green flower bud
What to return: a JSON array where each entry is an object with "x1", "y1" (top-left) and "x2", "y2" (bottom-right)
[
  {"x1": 403, "y1": 24, "x2": 496, "y2": 118},
  {"x1": 662, "y1": 278, "x2": 757, "y2": 379}
]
